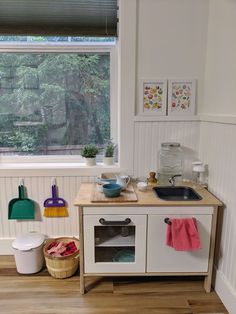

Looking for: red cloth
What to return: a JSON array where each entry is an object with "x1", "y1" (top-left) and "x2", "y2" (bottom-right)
[
  {"x1": 62, "y1": 241, "x2": 78, "y2": 256},
  {"x1": 46, "y1": 241, "x2": 78, "y2": 256},
  {"x1": 166, "y1": 218, "x2": 201, "y2": 251}
]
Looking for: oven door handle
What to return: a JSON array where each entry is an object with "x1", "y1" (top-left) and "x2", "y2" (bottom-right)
[{"x1": 99, "y1": 218, "x2": 131, "y2": 226}]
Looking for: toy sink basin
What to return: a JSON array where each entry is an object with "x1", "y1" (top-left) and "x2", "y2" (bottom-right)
[{"x1": 153, "y1": 186, "x2": 202, "y2": 201}]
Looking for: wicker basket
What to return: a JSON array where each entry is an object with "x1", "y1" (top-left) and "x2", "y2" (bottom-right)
[{"x1": 43, "y1": 237, "x2": 80, "y2": 279}]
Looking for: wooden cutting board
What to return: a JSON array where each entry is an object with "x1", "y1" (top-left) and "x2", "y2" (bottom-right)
[{"x1": 91, "y1": 184, "x2": 138, "y2": 203}]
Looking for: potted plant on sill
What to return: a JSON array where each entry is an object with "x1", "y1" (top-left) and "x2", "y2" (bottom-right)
[
  {"x1": 81, "y1": 144, "x2": 99, "y2": 166},
  {"x1": 103, "y1": 141, "x2": 116, "y2": 166}
]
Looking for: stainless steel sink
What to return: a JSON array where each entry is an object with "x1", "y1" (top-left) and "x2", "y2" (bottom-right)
[{"x1": 153, "y1": 186, "x2": 202, "y2": 201}]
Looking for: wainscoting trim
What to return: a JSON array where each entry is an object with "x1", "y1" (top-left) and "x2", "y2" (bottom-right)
[{"x1": 200, "y1": 113, "x2": 236, "y2": 125}]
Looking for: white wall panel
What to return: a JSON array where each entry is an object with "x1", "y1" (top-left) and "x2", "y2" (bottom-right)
[
  {"x1": 137, "y1": 0, "x2": 208, "y2": 111},
  {"x1": 134, "y1": 121, "x2": 200, "y2": 178},
  {"x1": 199, "y1": 121, "x2": 236, "y2": 310},
  {"x1": 0, "y1": 119, "x2": 235, "y2": 313},
  {"x1": 0, "y1": 121, "x2": 199, "y2": 249},
  {"x1": 202, "y1": 0, "x2": 236, "y2": 115},
  {"x1": 0, "y1": 176, "x2": 96, "y2": 244}
]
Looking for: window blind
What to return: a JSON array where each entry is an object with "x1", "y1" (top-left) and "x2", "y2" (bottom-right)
[{"x1": 0, "y1": 0, "x2": 118, "y2": 36}]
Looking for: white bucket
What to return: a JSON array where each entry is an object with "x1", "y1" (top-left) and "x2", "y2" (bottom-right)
[{"x1": 12, "y1": 232, "x2": 45, "y2": 274}]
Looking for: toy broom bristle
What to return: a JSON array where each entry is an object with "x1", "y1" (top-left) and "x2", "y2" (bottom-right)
[{"x1": 43, "y1": 207, "x2": 68, "y2": 217}]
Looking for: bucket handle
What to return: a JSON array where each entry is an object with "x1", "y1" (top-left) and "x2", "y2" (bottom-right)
[{"x1": 74, "y1": 253, "x2": 80, "y2": 259}]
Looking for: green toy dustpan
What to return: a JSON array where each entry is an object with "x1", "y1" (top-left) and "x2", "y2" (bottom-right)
[{"x1": 8, "y1": 185, "x2": 35, "y2": 220}]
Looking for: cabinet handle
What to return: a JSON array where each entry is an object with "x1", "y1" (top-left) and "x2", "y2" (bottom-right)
[{"x1": 99, "y1": 218, "x2": 131, "y2": 226}]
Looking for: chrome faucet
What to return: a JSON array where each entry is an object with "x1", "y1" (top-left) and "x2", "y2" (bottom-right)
[{"x1": 169, "y1": 174, "x2": 182, "y2": 186}]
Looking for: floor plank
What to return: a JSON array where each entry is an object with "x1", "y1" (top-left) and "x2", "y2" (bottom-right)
[{"x1": 0, "y1": 256, "x2": 228, "y2": 314}]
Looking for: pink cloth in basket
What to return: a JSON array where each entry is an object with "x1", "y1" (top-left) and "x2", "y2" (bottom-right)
[
  {"x1": 46, "y1": 241, "x2": 77, "y2": 257},
  {"x1": 166, "y1": 217, "x2": 201, "y2": 251}
]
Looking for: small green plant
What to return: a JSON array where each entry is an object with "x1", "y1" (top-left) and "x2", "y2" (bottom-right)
[
  {"x1": 81, "y1": 144, "x2": 99, "y2": 158},
  {"x1": 104, "y1": 141, "x2": 116, "y2": 157}
]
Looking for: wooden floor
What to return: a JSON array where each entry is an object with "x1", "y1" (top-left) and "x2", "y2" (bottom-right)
[{"x1": 0, "y1": 256, "x2": 228, "y2": 314}]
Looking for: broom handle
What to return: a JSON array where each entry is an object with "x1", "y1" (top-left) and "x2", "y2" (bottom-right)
[
  {"x1": 52, "y1": 185, "x2": 57, "y2": 198},
  {"x1": 19, "y1": 185, "x2": 25, "y2": 199}
]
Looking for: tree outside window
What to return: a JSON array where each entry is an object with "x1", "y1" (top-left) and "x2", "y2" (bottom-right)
[{"x1": 0, "y1": 48, "x2": 111, "y2": 155}]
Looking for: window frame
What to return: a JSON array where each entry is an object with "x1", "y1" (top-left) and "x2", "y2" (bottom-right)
[
  {"x1": 0, "y1": 0, "x2": 137, "y2": 177},
  {"x1": 0, "y1": 41, "x2": 117, "y2": 165}
]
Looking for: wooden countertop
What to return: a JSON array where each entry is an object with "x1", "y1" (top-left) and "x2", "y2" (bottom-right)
[{"x1": 74, "y1": 183, "x2": 222, "y2": 207}]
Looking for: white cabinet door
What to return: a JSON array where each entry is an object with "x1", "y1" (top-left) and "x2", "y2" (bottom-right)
[
  {"x1": 84, "y1": 214, "x2": 147, "y2": 273},
  {"x1": 147, "y1": 214, "x2": 212, "y2": 272}
]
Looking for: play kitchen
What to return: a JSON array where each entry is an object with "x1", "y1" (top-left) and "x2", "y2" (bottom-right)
[{"x1": 75, "y1": 142, "x2": 222, "y2": 294}]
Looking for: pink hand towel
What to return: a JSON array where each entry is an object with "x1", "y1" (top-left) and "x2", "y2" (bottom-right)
[{"x1": 166, "y1": 218, "x2": 201, "y2": 251}]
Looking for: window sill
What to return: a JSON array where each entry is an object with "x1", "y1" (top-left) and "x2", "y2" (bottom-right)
[{"x1": 0, "y1": 162, "x2": 122, "y2": 177}]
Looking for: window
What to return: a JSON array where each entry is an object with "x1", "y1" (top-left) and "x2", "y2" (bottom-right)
[{"x1": 0, "y1": 36, "x2": 117, "y2": 161}]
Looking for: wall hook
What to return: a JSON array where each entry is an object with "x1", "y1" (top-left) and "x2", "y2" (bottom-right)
[
  {"x1": 164, "y1": 217, "x2": 171, "y2": 225},
  {"x1": 51, "y1": 178, "x2": 56, "y2": 186}
]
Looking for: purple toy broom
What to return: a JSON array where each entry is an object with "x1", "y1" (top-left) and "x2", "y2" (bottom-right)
[{"x1": 43, "y1": 184, "x2": 68, "y2": 217}]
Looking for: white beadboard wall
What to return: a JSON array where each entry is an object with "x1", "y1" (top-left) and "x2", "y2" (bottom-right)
[
  {"x1": 0, "y1": 176, "x2": 96, "y2": 253},
  {"x1": 199, "y1": 121, "x2": 236, "y2": 311},
  {"x1": 0, "y1": 121, "x2": 200, "y2": 254},
  {"x1": 134, "y1": 121, "x2": 200, "y2": 178}
]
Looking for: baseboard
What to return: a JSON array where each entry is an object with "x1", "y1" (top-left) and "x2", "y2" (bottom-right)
[
  {"x1": 215, "y1": 269, "x2": 236, "y2": 314},
  {"x1": 0, "y1": 238, "x2": 15, "y2": 255}
]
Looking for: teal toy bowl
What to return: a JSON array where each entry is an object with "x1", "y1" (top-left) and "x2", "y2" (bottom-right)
[
  {"x1": 112, "y1": 249, "x2": 135, "y2": 262},
  {"x1": 103, "y1": 183, "x2": 122, "y2": 198}
]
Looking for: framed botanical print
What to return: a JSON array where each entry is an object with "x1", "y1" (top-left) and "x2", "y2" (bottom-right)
[
  {"x1": 139, "y1": 79, "x2": 167, "y2": 116},
  {"x1": 168, "y1": 79, "x2": 196, "y2": 116}
]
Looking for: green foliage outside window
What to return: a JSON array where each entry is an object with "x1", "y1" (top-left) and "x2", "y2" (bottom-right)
[{"x1": 0, "y1": 51, "x2": 111, "y2": 155}]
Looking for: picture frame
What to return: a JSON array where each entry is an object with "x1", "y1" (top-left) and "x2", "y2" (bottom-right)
[
  {"x1": 167, "y1": 79, "x2": 196, "y2": 116},
  {"x1": 139, "y1": 79, "x2": 167, "y2": 116}
]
